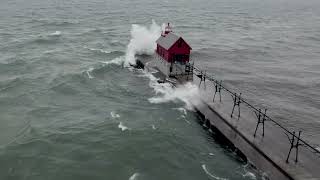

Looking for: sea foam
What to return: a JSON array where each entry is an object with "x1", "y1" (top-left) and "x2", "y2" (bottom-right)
[
  {"x1": 201, "y1": 164, "x2": 228, "y2": 180},
  {"x1": 138, "y1": 70, "x2": 200, "y2": 110},
  {"x1": 148, "y1": 81, "x2": 201, "y2": 110}
]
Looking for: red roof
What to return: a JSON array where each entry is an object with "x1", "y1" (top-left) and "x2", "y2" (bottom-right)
[{"x1": 156, "y1": 32, "x2": 192, "y2": 50}]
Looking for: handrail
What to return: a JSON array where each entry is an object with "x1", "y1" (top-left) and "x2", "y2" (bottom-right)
[{"x1": 192, "y1": 66, "x2": 320, "y2": 157}]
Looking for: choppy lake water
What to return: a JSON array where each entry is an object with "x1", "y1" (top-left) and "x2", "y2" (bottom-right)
[{"x1": 1, "y1": 0, "x2": 319, "y2": 179}]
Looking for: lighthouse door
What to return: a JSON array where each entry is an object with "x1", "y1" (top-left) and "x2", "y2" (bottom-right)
[{"x1": 175, "y1": 55, "x2": 185, "y2": 64}]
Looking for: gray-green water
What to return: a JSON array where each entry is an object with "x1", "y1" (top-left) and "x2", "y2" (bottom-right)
[{"x1": 1, "y1": 0, "x2": 320, "y2": 179}]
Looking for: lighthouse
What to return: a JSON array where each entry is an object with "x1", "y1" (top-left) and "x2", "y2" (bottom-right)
[{"x1": 155, "y1": 23, "x2": 193, "y2": 82}]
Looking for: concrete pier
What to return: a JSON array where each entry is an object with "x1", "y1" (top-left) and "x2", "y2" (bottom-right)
[
  {"x1": 137, "y1": 58, "x2": 320, "y2": 180},
  {"x1": 193, "y1": 74, "x2": 320, "y2": 180}
]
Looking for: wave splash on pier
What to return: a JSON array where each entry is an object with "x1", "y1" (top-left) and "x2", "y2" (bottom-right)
[
  {"x1": 148, "y1": 82, "x2": 200, "y2": 110},
  {"x1": 141, "y1": 71, "x2": 201, "y2": 110},
  {"x1": 97, "y1": 21, "x2": 161, "y2": 67},
  {"x1": 97, "y1": 20, "x2": 199, "y2": 110},
  {"x1": 124, "y1": 20, "x2": 161, "y2": 66}
]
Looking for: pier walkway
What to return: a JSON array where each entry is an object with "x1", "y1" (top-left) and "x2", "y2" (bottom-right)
[{"x1": 191, "y1": 68, "x2": 320, "y2": 180}]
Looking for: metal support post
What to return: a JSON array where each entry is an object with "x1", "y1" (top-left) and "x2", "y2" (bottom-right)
[
  {"x1": 198, "y1": 71, "x2": 206, "y2": 89},
  {"x1": 231, "y1": 93, "x2": 241, "y2": 119},
  {"x1": 254, "y1": 109, "x2": 267, "y2": 137},
  {"x1": 286, "y1": 131, "x2": 302, "y2": 163},
  {"x1": 213, "y1": 80, "x2": 222, "y2": 103}
]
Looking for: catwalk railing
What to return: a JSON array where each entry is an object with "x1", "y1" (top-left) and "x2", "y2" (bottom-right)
[{"x1": 192, "y1": 66, "x2": 320, "y2": 163}]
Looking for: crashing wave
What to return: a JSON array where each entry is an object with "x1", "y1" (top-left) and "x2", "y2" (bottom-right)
[
  {"x1": 148, "y1": 81, "x2": 200, "y2": 110},
  {"x1": 124, "y1": 20, "x2": 161, "y2": 66}
]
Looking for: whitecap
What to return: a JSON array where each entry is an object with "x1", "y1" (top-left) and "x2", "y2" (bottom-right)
[
  {"x1": 43, "y1": 49, "x2": 57, "y2": 54},
  {"x1": 118, "y1": 122, "x2": 129, "y2": 131},
  {"x1": 101, "y1": 56, "x2": 124, "y2": 66},
  {"x1": 129, "y1": 173, "x2": 139, "y2": 180},
  {"x1": 86, "y1": 67, "x2": 94, "y2": 79},
  {"x1": 209, "y1": 153, "x2": 215, "y2": 156},
  {"x1": 50, "y1": 31, "x2": 61, "y2": 36},
  {"x1": 151, "y1": 124, "x2": 156, "y2": 130},
  {"x1": 201, "y1": 164, "x2": 228, "y2": 180},
  {"x1": 87, "y1": 47, "x2": 111, "y2": 54},
  {"x1": 243, "y1": 171, "x2": 256, "y2": 180},
  {"x1": 174, "y1": 107, "x2": 187, "y2": 115},
  {"x1": 110, "y1": 111, "x2": 120, "y2": 118}
]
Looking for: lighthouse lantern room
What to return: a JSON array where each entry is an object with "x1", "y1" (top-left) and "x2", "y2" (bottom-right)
[{"x1": 155, "y1": 23, "x2": 193, "y2": 81}]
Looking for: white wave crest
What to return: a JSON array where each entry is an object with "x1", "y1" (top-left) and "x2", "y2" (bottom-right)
[
  {"x1": 201, "y1": 164, "x2": 228, "y2": 180},
  {"x1": 124, "y1": 20, "x2": 161, "y2": 66},
  {"x1": 50, "y1": 31, "x2": 61, "y2": 36},
  {"x1": 101, "y1": 56, "x2": 125, "y2": 66},
  {"x1": 86, "y1": 67, "x2": 94, "y2": 79},
  {"x1": 118, "y1": 122, "x2": 129, "y2": 131},
  {"x1": 174, "y1": 107, "x2": 187, "y2": 115},
  {"x1": 110, "y1": 111, "x2": 120, "y2": 118},
  {"x1": 129, "y1": 173, "x2": 139, "y2": 180},
  {"x1": 243, "y1": 171, "x2": 256, "y2": 180},
  {"x1": 87, "y1": 47, "x2": 111, "y2": 54},
  {"x1": 151, "y1": 124, "x2": 156, "y2": 130}
]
